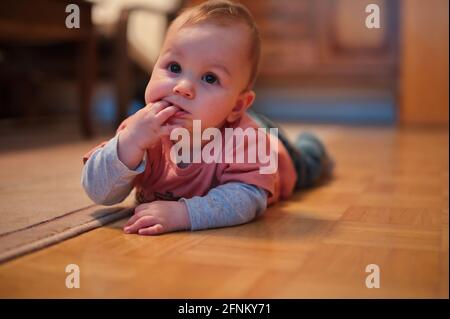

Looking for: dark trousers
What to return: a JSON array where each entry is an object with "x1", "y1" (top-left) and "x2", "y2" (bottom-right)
[{"x1": 248, "y1": 110, "x2": 334, "y2": 190}]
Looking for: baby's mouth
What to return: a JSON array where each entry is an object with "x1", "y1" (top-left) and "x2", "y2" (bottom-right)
[
  {"x1": 164, "y1": 100, "x2": 190, "y2": 118},
  {"x1": 173, "y1": 107, "x2": 189, "y2": 118}
]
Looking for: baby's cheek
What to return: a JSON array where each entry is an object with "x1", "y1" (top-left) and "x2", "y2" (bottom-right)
[
  {"x1": 144, "y1": 86, "x2": 154, "y2": 105},
  {"x1": 204, "y1": 104, "x2": 233, "y2": 125},
  {"x1": 144, "y1": 74, "x2": 172, "y2": 104}
]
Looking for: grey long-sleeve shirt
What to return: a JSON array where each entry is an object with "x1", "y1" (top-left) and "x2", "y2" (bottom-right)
[{"x1": 81, "y1": 135, "x2": 268, "y2": 231}]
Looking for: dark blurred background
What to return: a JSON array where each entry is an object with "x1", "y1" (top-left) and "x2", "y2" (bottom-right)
[{"x1": 0, "y1": 0, "x2": 448, "y2": 139}]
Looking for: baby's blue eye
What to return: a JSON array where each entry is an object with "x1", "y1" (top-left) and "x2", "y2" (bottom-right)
[
  {"x1": 202, "y1": 73, "x2": 218, "y2": 84},
  {"x1": 168, "y1": 62, "x2": 181, "y2": 73}
]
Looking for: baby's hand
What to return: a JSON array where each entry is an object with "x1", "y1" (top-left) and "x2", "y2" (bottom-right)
[
  {"x1": 123, "y1": 200, "x2": 191, "y2": 235},
  {"x1": 121, "y1": 100, "x2": 181, "y2": 151},
  {"x1": 117, "y1": 100, "x2": 183, "y2": 169}
]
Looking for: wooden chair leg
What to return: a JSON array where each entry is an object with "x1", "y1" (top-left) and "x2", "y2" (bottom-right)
[
  {"x1": 115, "y1": 9, "x2": 131, "y2": 129},
  {"x1": 78, "y1": 33, "x2": 96, "y2": 138}
]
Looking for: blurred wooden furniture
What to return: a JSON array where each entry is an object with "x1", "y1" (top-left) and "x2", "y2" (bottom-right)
[
  {"x1": 237, "y1": 0, "x2": 400, "y2": 88},
  {"x1": 0, "y1": 0, "x2": 96, "y2": 137},
  {"x1": 399, "y1": 0, "x2": 449, "y2": 126},
  {"x1": 0, "y1": 0, "x2": 188, "y2": 136}
]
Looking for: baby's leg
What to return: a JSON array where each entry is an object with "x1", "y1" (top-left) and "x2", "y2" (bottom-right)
[
  {"x1": 247, "y1": 110, "x2": 334, "y2": 190},
  {"x1": 291, "y1": 132, "x2": 335, "y2": 189}
]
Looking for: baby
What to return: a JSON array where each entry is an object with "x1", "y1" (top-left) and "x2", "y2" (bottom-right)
[{"x1": 82, "y1": 0, "x2": 334, "y2": 236}]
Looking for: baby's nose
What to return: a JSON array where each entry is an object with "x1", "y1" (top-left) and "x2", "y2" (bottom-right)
[
  {"x1": 173, "y1": 82, "x2": 195, "y2": 99},
  {"x1": 174, "y1": 88, "x2": 193, "y2": 98}
]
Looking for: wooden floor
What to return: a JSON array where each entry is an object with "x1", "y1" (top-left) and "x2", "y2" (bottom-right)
[{"x1": 0, "y1": 123, "x2": 448, "y2": 298}]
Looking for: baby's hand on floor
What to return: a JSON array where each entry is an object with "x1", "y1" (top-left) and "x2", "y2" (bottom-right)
[{"x1": 123, "y1": 201, "x2": 191, "y2": 235}]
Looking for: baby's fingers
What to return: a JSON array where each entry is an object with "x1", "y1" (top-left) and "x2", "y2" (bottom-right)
[
  {"x1": 155, "y1": 105, "x2": 178, "y2": 124},
  {"x1": 138, "y1": 224, "x2": 164, "y2": 236},
  {"x1": 124, "y1": 213, "x2": 140, "y2": 227},
  {"x1": 124, "y1": 204, "x2": 152, "y2": 227},
  {"x1": 124, "y1": 215, "x2": 158, "y2": 234},
  {"x1": 148, "y1": 100, "x2": 170, "y2": 114}
]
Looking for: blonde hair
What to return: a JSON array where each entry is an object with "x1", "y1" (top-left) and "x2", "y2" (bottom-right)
[{"x1": 171, "y1": 0, "x2": 261, "y2": 90}]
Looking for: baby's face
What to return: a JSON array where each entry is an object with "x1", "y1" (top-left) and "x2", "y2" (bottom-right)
[{"x1": 144, "y1": 21, "x2": 252, "y2": 132}]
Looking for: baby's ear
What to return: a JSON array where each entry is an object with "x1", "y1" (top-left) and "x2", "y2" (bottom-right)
[{"x1": 226, "y1": 90, "x2": 256, "y2": 123}]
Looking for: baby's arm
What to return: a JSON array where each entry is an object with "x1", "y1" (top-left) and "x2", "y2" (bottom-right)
[
  {"x1": 81, "y1": 133, "x2": 146, "y2": 205},
  {"x1": 181, "y1": 182, "x2": 268, "y2": 230},
  {"x1": 82, "y1": 100, "x2": 181, "y2": 205},
  {"x1": 123, "y1": 182, "x2": 267, "y2": 235}
]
